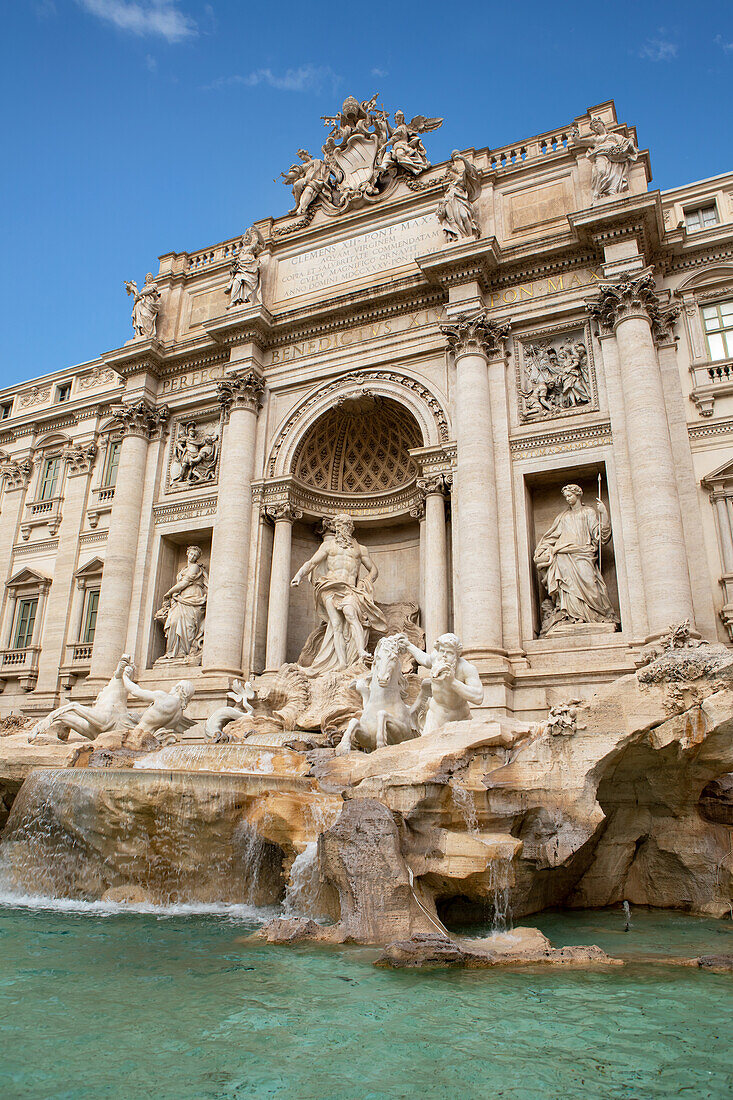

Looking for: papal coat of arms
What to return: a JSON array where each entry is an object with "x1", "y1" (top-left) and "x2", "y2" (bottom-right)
[{"x1": 280, "y1": 94, "x2": 443, "y2": 218}]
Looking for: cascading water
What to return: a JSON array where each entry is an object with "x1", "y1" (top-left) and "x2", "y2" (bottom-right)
[{"x1": 451, "y1": 779, "x2": 514, "y2": 932}]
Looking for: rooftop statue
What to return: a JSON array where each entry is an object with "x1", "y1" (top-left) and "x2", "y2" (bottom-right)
[
  {"x1": 280, "y1": 94, "x2": 443, "y2": 217},
  {"x1": 570, "y1": 118, "x2": 638, "y2": 204},
  {"x1": 437, "y1": 150, "x2": 482, "y2": 241},
  {"x1": 226, "y1": 226, "x2": 264, "y2": 308},
  {"x1": 124, "y1": 272, "x2": 160, "y2": 339},
  {"x1": 291, "y1": 512, "x2": 387, "y2": 672}
]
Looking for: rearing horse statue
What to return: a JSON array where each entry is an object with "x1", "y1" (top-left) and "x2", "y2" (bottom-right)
[{"x1": 336, "y1": 634, "x2": 416, "y2": 754}]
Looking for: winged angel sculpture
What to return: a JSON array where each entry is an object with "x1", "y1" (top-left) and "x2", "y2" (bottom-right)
[{"x1": 280, "y1": 95, "x2": 442, "y2": 217}]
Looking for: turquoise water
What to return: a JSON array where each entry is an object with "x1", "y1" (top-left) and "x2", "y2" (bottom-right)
[{"x1": 1, "y1": 903, "x2": 732, "y2": 1100}]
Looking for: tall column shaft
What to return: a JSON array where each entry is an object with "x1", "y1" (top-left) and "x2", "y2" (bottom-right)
[
  {"x1": 715, "y1": 496, "x2": 733, "y2": 573},
  {"x1": 442, "y1": 314, "x2": 509, "y2": 656},
  {"x1": 264, "y1": 505, "x2": 301, "y2": 671},
  {"x1": 202, "y1": 373, "x2": 264, "y2": 675},
  {"x1": 420, "y1": 483, "x2": 449, "y2": 649},
  {"x1": 593, "y1": 275, "x2": 694, "y2": 637},
  {"x1": 89, "y1": 403, "x2": 165, "y2": 681}
]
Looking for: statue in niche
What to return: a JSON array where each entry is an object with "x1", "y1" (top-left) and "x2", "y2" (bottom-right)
[
  {"x1": 521, "y1": 338, "x2": 591, "y2": 419},
  {"x1": 125, "y1": 273, "x2": 160, "y2": 339},
  {"x1": 534, "y1": 484, "x2": 619, "y2": 636},
  {"x1": 226, "y1": 227, "x2": 264, "y2": 308},
  {"x1": 437, "y1": 151, "x2": 481, "y2": 241},
  {"x1": 570, "y1": 118, "x2": 638, "y2": 204},
  {"x1": 154, "y1": 545, "x2": 208, "y2": 661},
  {"x1": 291, "y1": 512, "x2": 387, "y2": 672},
  {"x1": 398, "y1": 632, "x2": 484, "y2": 736},
  {"x1": 170, "y1": 421, "x2": 220, "y2": 485}
]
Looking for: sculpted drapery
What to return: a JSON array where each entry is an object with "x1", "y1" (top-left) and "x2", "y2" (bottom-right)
[
  {"x1": 534, "y1": 485, "x2": 618, "y2": 634},
  {"x1": 155, "y1": 546, "x2": 208, "y2": 660}
]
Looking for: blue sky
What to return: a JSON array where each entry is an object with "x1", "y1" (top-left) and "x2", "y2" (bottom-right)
[{"x1": 1, "y1": 0, "x2": 731, "y2": 386}]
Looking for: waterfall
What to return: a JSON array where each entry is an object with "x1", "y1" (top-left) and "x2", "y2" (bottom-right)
[
  {"x1": 451, "y1": 782, "x2": 479, "y2": 835},
  {"x1": 487, "y1": 857, "x2": 513, "y2": 932},
  {"x1": 283, "y1": 842, "x2": 321, "y2": 917},
  {"x1": 0, "y1": 767, "x2": 285, "y2": 909}
]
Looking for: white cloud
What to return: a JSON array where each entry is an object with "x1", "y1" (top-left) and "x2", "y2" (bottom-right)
[
  {"x1": 371, "y1": 67, "x2": 387, "y2": 78},
  {"x1": 33, "y1": 0, "x2": 57, "y2": 18},
  {"x1": 145, "y1": 53, "x2": 157, "y2": 71},
  {"x1": 76, "y1": 0, "x2": 196, "y2": 42},
  {"x1": 205, "y1": 64, "x2": 340, "y2": 93},
  {"x1": 715, "y1": 33, "x2": 733, "y2": 52},
  {"x1": 638, "y1": 36, "x2": 678, "y2": 61}
]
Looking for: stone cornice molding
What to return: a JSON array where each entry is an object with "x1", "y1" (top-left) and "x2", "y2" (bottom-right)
[
  {"x1": 216, "y1": 372, "x2": 265, "y2": 418},
  {"x1": 441, "y1": 312, "x2": 511, "y2": 360},
  {"x1": 113, "y1": 399, "x2": 170, "y2": 439},
  {"x1": 567, "y1": 192, "x2": 665, "y2": 262},
  {"x1": 416, "y1": 237, "x2": 501, "y2": 293},
  {"x1": 265, "y1": 502, "x2": 303, "y2": 524},
  {"x1": 204, "y1": 305, "x2": 275, "y2": 350},
  {"x1": 101, "y1": 339, "x2": 166, "y2": 380}
]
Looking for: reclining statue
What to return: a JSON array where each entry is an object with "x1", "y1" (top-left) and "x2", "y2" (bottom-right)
[
  {"x1": 120, "y1": 665, "x2": 194, "y2": 744},
  {"x1": 399, "y1": 632, "x2": 484, "y2": 736},
  {"x1": 29, "y1": 654, "x2": 135, "y2": 743}
]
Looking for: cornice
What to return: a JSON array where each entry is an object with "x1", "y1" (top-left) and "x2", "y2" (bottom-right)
[
  {"x1": 567, "y1": 191, "x2": 665, "y2": 262},
  {"x1": 416, "y1": 237, "x2": 501, "y2": 292},
  {"x1": 509, "y1": 419, "x2": 612, "y2": 457},
  {"x1": 204, "y1": 304, "x2": 275, "y2": 350}
]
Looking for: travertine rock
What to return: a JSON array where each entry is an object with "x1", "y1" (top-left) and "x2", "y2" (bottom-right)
[{"x1": 375, "y1": 929, "x2": 621, "y2": 969}]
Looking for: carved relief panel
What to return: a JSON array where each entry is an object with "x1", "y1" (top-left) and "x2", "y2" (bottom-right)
[
  {"x1": 516, "y1": 324, "x2": 597, "y2": 423},
  {"x1": 165, "y1": 411, "x2": 221, "y2": 493}
]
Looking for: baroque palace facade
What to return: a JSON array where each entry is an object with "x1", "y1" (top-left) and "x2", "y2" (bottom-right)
[{"x1": 2, "y1": 98, "x2": 733, "y2": 722}]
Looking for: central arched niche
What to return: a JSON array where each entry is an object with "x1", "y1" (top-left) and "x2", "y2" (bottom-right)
[
  {"x1": 292, "y1": 394, "x2": 422, "y2": 495},
  {"x1": 283, "y1": 395, "x2": 429, "y2": 665}
]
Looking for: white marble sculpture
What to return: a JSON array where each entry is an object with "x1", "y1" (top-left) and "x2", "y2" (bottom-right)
[
  {"x1": 204, "y1": 679, "x2": 256, "y2": 741},
  {"x1": 437, "y1": 151, "x2": 481, "y2": 241},
  {"x1": 170, "y1": 422, "x2": 219, "y2": 485},
  {"x1": 399, "y1": 632, "x2": 483, "y2": 736},
  {"x1": 122, "y1": 665, "x2": 194, "y2": 742},
  {"x1": 336, "y1": 635, "x2": 414, "y2": 754},
  {"x1": 534, "y1": 484, "x2": 618, "y2": 635},
  {"x1": 28, "y1": 655, "x2": 135, "y2": 742},
  {"x1": 570, "y1": 118, "x2": 638, "y2": 203},
  {"x1": 154, "y1": 545, "x2": 208, "y2": 661},
  {"x1": 226, "y1": 227, "x2": 264, "y2": 308},
  {"x1": 291, "y1": 513, "x2": 386, "y2": 672},
  {"x1": 378, "y1": 110, "x2": 440, "y2": 176},
  {"x1": 281, "y1": 149, "x2": 335, "y2": 215},
  {"x1": 125, "y1": 273, "x2": 160, "y2": 338}
]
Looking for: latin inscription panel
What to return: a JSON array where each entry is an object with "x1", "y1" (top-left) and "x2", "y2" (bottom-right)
[{"x1": 275, "y1": 214, "x2": 443, "y2": 301}]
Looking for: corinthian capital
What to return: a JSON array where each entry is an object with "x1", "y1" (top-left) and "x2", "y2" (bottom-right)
[
  {"x1": 217, "y1": 371, "x2": 265, "y2": 417},
  {"x1": 114, "y1": 400, "x2": 170, "y2": 439},
  {"x1": 0, "y1": 456, "x2": 34, "y2": 491},
  {"x1": 586, "y1": 272, "x2": 668, "y2": 335},
  {"x1": 63, "y1": 442, "x2": 98, "y2": 477},
  {"x1": 416, "y1": 472, "x2": 452, "y2": 497},
  {"x1": 441, "y1": 312, "x2": 511, "y2": 359},
  {"x1": 265, "y1": 502, "x2": 303, "y2": 523}
]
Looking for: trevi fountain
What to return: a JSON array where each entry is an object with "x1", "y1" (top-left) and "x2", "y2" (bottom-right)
[{"x1": 0, "y1": 97, "x2": 731, "y2": 1098}]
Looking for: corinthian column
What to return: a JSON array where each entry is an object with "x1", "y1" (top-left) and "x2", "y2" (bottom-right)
[
  {"x1": 441, "y1": 313, "x2": 509, "y2": 659},
  {"x1": 264, "y1": 502, "x2": 302, "y2": 671},
  {"x1": 202, "y1": 372, "x2": 264, "y2": 676},
  {"x1": 589, "y1": 273, "x2": 694, "y2": 637},
  {"x1": 416, "y1": 474, "x2": 450, "y2": 649},
  {"x1": 88, "y1": 401, "x2": 168, "y2": 682}
]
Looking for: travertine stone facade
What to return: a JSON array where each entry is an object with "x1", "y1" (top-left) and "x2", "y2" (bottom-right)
[{"x1": 2, "y1": 98, "x2": 733, "y2": 722}]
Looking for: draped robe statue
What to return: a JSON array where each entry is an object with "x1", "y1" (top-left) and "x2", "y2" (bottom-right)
[
  {"x1": 291, "y1": 513, "x2": 387, "y2": 672},
  {"x1": 155, "y1": 545, "x2": 208, "y2": 660},
  {"x1": 534, "y1": 484, "x2": 618, "y2": 635}
]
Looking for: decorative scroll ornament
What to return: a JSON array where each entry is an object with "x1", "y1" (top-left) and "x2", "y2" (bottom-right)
[
  {"x1": 265, "y1": 502, "x2": 303, "y2": 524},
  {"x1": 216, "y1": 372, "x2": 265, "y2": 416},
  {"x1": 113, "y1": 400, "x2": 170, "y2": 438},
  {"x1": 279, "y1": 94, "x2": 443, "y2": 218},
  {"x1": 441, "y1": 312, "x2": 511, "y2": 358},
  {"x1": 0, "y1": 457, "x2": 34, "y2": 490},
  {"x1": 416, "y1": 473, "x2": 452, "y2": 497},
  {"x1": 63, "y1": 442, "x2": 98, "y2": 476}
]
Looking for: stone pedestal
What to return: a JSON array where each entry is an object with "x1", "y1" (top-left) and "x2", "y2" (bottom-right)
[
  {"x1": 264, "y1": 504, "x2": 302, "y2": 671},
  {"x1": 202, "y1": 372, "x2": 264, "y2": 676}
]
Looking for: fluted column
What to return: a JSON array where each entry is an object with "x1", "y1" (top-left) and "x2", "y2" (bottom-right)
[
  {"x1": 264, "y1": 502, "x2": 302, "y2": 671},
  {"x1": 441, "y1": 313, "x2": 509, "y2": 658},
  {"x1": 589, "y1": 274, "x2": 694, "y2": 637},
  {"x1": 202, "y1": 372, "x2": 264, "y2": 675},
  {"x1": 416, "y1": 474, "x2": 450, "y2": 648},
  {"x1": 88, "y1": 402, "x2": 168, "y2": 682}
]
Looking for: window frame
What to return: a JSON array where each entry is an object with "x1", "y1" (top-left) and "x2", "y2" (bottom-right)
[
  {"x1": 55, "y1": 382, "x2": 72, "y2": 404},
  {"x1": 0, "y1": 401, "x2": 12, "y2": 420},
  {"x1": 12, "y1": 597, "x2": 38, "y2": 650},
  {"x1": 702, "y1": 299, "x2": 733, "y2": 363},
  {"x1": 684, "y1": 202, "x2": 719, "y2": 232},
  {"x1": 80, "y1": 587, "x2": 100, "y2": 645},
  {"x1": 102, "y1": 439, "x2": 121, "y2": 488},
  {"x1": 38, "y1": 455, "x2": 61, "y2": 501}
]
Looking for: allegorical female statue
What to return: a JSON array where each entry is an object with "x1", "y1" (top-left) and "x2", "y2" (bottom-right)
[
  {"x1": 570, "y1": 118, "x2": 638, "y2": 203},
  {"x1": 437, "y1": 151, "x2": 481, "y2": 241},
  {"x1": 155, "y1": 545, "x2": 208, "y2": 660},
  {"x1": 226, "y1": 227, "x2": 264, "y2": 308},
  {"x1": 534, "y1": 484, "x2": 618, "y2": 635},
  {"x1": 125, "y1": 273, "x2": 161, "y2": 338}
]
